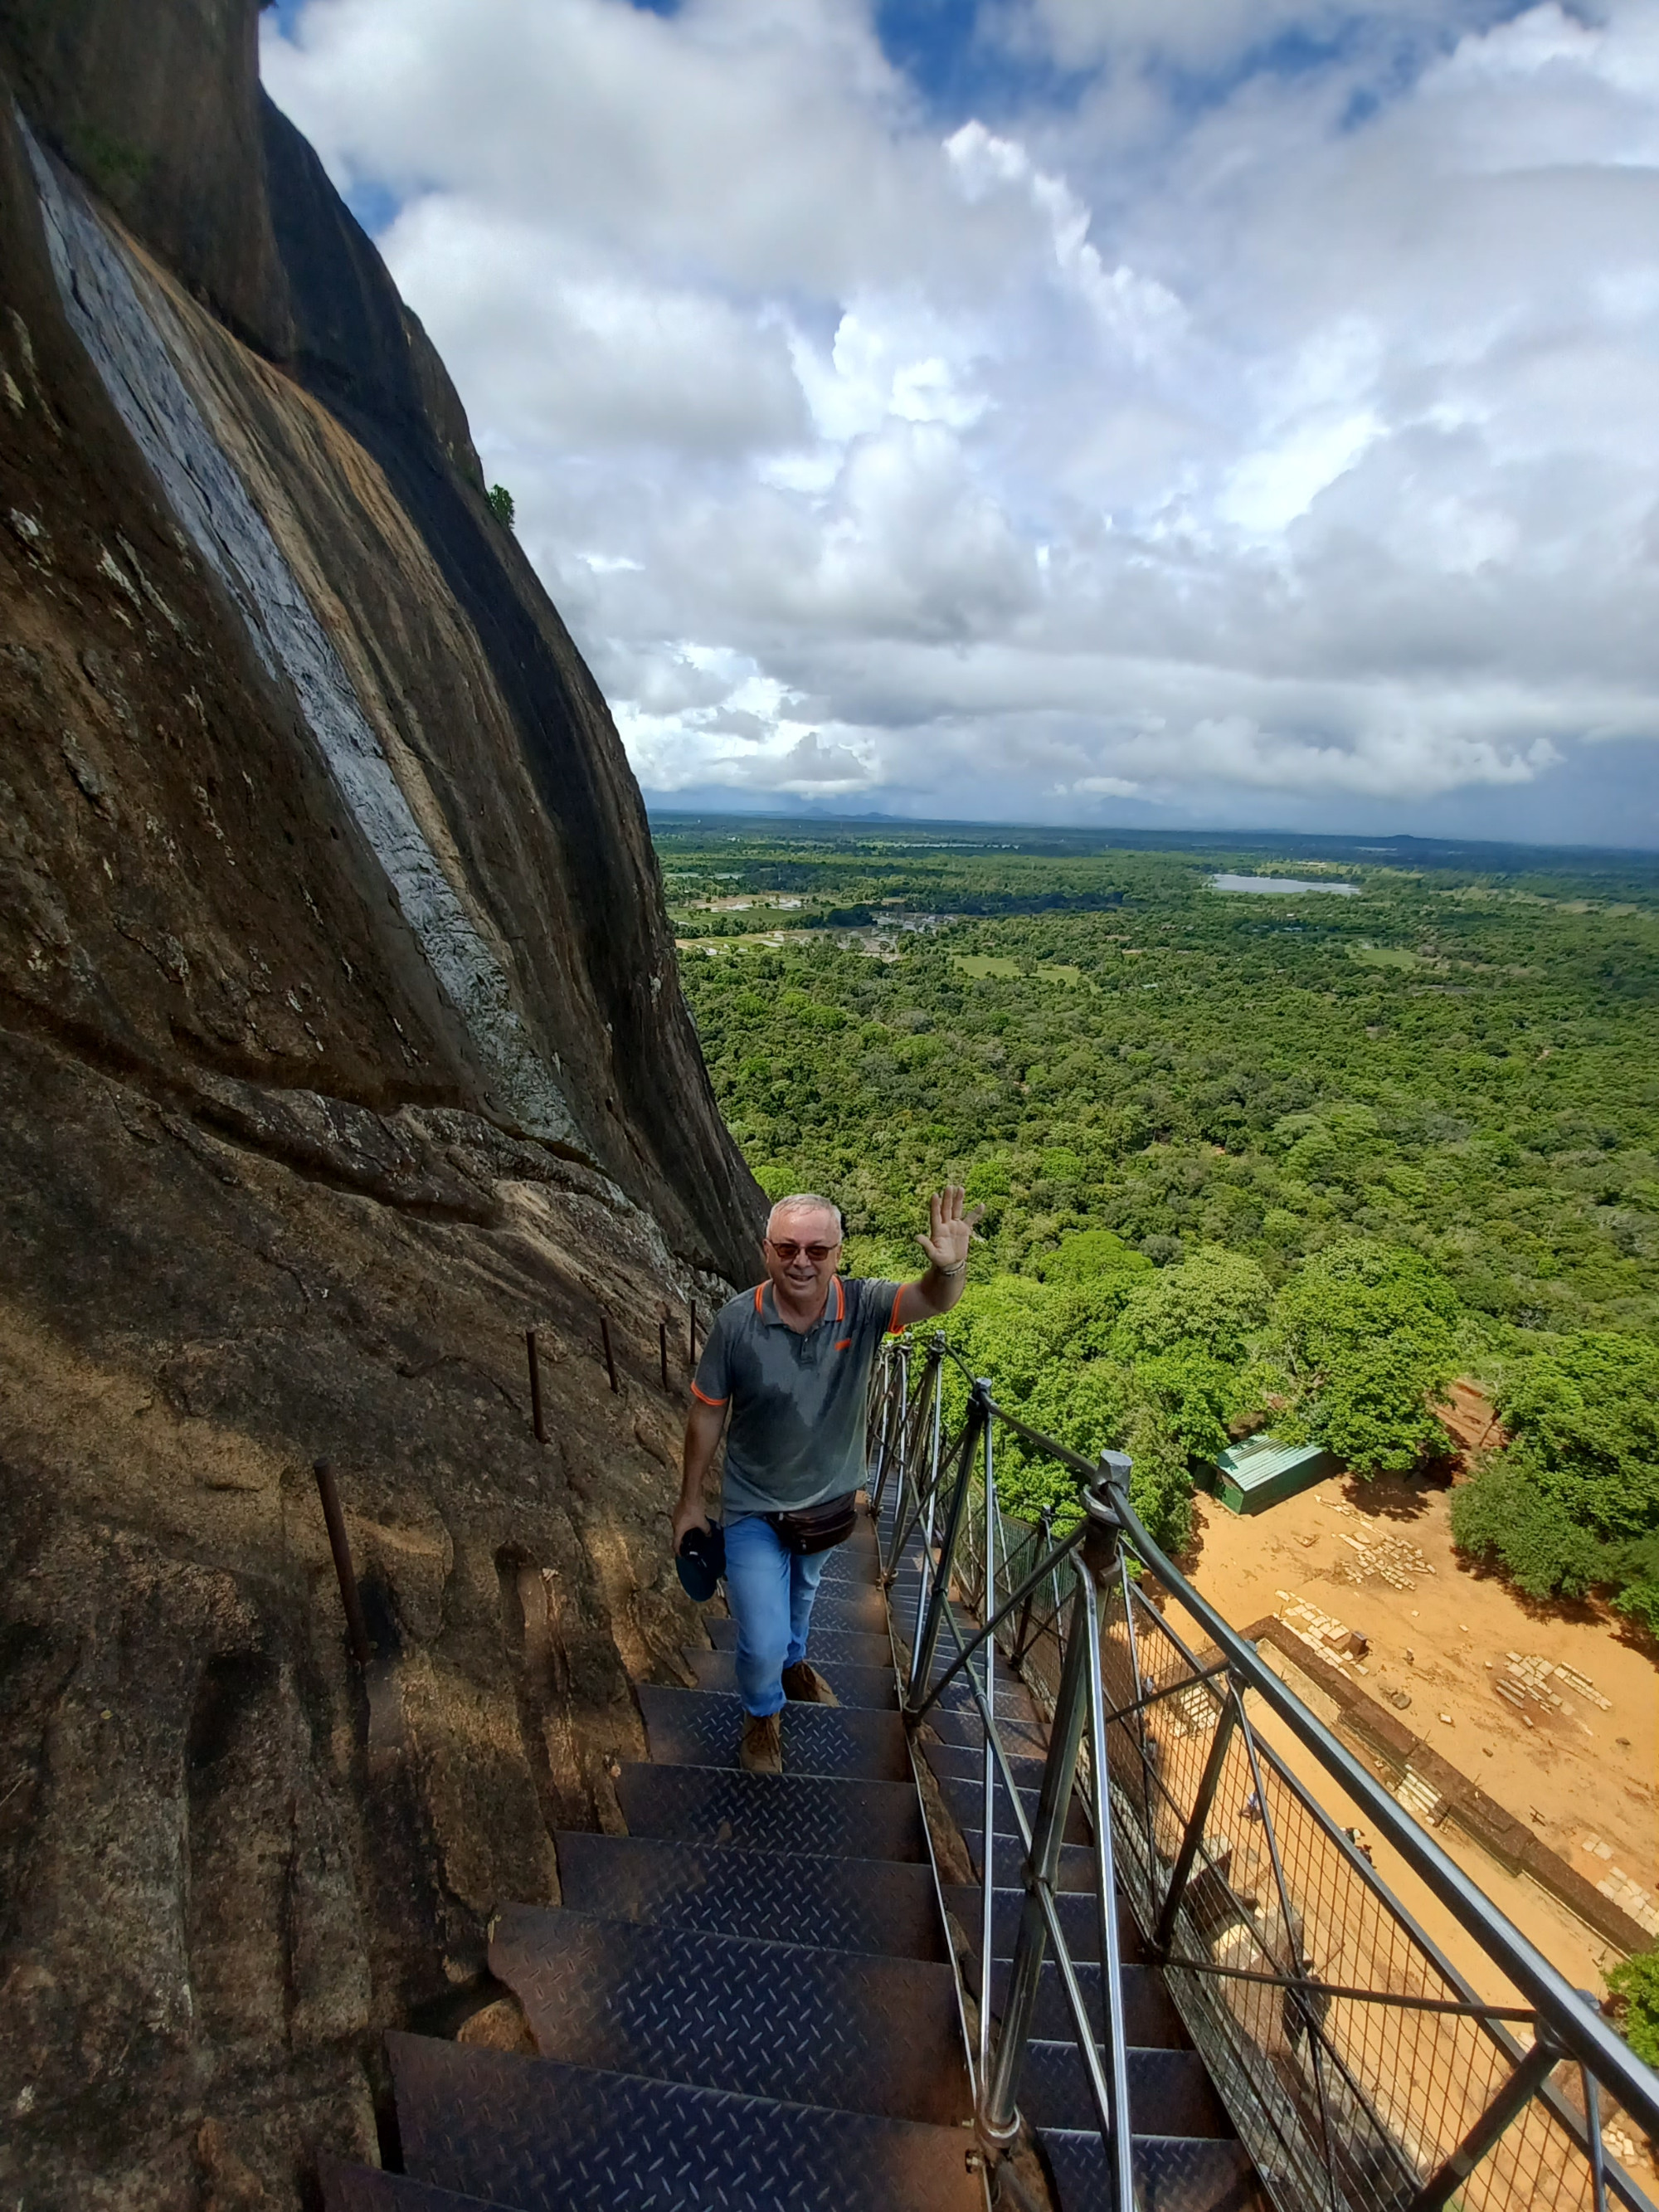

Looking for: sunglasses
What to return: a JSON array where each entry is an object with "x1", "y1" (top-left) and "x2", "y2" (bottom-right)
[{"x1": 766, "y1": 1240, "x2": 842, "y2": 1263}]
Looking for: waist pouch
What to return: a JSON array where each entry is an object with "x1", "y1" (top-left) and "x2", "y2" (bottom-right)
[{"x1": 766, "y1": 1489, "x2": 859, "y2": 1555}]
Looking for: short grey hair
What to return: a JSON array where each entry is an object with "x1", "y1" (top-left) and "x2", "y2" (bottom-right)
[{"x1": 766, "y1": 1191, "x2": 844, "y2": 1239}]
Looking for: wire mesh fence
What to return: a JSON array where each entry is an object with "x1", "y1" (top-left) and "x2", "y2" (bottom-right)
[{"x1": 868, "y1": 1337, "x2": 1659, "y2": 2212}]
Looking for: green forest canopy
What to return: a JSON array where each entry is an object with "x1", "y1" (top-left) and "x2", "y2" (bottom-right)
[{"x1": 656, "y1": 819, "x2": 1659, "y2": 1620}]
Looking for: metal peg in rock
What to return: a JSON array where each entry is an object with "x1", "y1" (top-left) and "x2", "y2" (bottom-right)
[
  {"x1": 525, "y1": 1328, "x2": 547, "y2": 1444},
  {"x1": 313, "y1": 1459, "x2": 371, "y2": 1666},
  {"x1": 688, "y1": 1300, "x2": 698, "y2": 1367},
  {"x1": 601, "y1": 1314, "x2": 620, "y2": 1394},
  {"x1": 659, "y1": 1319, "x2": 669, "y2": 1392}
]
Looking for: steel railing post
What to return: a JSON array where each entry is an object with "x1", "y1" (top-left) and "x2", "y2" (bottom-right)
[
  {"x1": 1583, "y1": 2063, "x2": 1611, "y2": 2212},
  {"x1": 1078, "y1": 1513, "x2": 1139, "y2": 2212},
  {"x1": 907, "y1": 1386, "x2": 986, "y2": 1706},
  {"x1": 980, "y1": 1568, "x2": 1094, "y2": 2141},
  {"x1": 908, "y1": 1338, "x2": 945, "y2": 1633},
  {"x1": 885, "y1": 1337, "x2": 941, "y2": 1584},
  {"x1": 979, "y1": 1402, "x2": 999, "y2": 2086},
  {"x1": 1011, "y1": 1506, "x2": 1052, "y2": 1665}
]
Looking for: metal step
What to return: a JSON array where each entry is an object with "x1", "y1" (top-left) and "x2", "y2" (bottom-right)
[
  {"x1": 905, "y1": 1675, "x2": 1043, "y2": 1733},
  {"x1": 815, "y1": 1544, "x2": 882, "y2": 1583},
  {"x1": 489, "y1": 1907, "x2": 971, "y2": 2126},
  {"x1": 795, "y1": 1584, "x2": 888, "y2": 1635},
  {"x1": 888, "y1": 1576, "x2": 976, "y2": 1623},
  {"x1": 680, "y1": 1647, "x2": 899, "y2": 1710},
  {"x1": 380, "y1": 2036, "x2": 985, "y2": 2212},
  {"x1": 985, "y1": 1956, "x2": 1186, "y2": 2048},
  {"x1": 703, "y1": 1619, "x2": 897, "y2": 1669},
  {"x1": 319, "y1": 2162, "x2": 491, "y2": 2212},
  {"x1": 942, "y1": 1884, "x2": 1142, "y2": 1966},
  {"x1": 924, "y1": 1741, "x2": 1050, "y2": 1792},
  {"x1": 960, "y1": 1830, "x2": 1098, "y2": 1890},
  {"x1": 1019, "y1": 2042, "x2": 1233, "y2": 2136},
  {"x1": 1041, "y1": 2129, "x2": 1259, "y2": 2212},
  {"x1": 615, "y1": 1761, "x2": 928, "y2": 1861},
  {"x1": 638, "y1": 1684, "x2": 909, "y2": 1781},
  {"x1": 555, "y1": 1831, "x2": 948, "y2": 1961},
  {"x1": 939, "y1": 1771, "x2": 1092, "y2": 1847},
  {"x1": 925, "y1": 1705, "x2": 1049, "y2": 1758}
]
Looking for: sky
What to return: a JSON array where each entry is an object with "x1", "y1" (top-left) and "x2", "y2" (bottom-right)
[{"x1": 261, "y1": 0, "x2": 1659, "y2": 846}]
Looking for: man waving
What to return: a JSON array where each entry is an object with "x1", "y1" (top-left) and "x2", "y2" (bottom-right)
[{"x1": 674, "y1": 1187, "x2": 980, "y2": 1772}]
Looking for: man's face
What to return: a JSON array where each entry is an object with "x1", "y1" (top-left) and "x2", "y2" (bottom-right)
[{"x1": 762, "y1": 1208, "x2": 843, "y2": 1299}]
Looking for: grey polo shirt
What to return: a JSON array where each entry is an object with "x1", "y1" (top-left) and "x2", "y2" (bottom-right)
[{"x1": 693, "y1": 1274, "x2": 907, "y2": 1517}]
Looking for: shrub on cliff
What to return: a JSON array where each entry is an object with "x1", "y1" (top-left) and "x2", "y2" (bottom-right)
[
  {"x1": 487, "y1": 483, "x2": 516, "y2": 528},
  {"x1": 1606, "y1": 1946, "x2": 1659, "y2": 2069}
]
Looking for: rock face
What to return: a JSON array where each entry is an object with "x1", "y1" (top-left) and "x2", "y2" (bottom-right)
[{"x1": 0, "y1": 9, "x2": 764, "y2": 2204}]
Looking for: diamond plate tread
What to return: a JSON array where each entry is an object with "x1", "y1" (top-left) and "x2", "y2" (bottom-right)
[
  {"x1": 489, "y1": 1907, "x2": 971, "y2": 2125},
  {"x1": 615, "y1": 1761, "x2": 928, "y2": 1860},
  {"x1": 893, "y1": 1651, "x2": 1041, "y2": 1727},
  {"x1": 319, "y1": 2160, "x2": 498, "y2": 2212},
  {"x1": 961, "y1": 1832, "x2": 1097, "y2": 1890},
  {"x1": 814, "y1": 1544, "x2": 881, "y2": 1583},
  {"x1": 941, "y1": 1771, "x2": 1091, "y2": 1846},
  {"x1": 942, "y1": 1884, "x2": 1142, "y2": 1966},
  {"x1": 638, "y1": 1685, "x2": 909, "y2": 1781},
  {"x1": 704, "y1": 1618, "x2": 898, "y2": 1668},
  {"x1": 907, "y1": 1677, "x2": 1042, "y2": 1732},
  {"x1": 796, "y1": 1585, "x2": 888, "y2": 1634},
  {"x1": 907, "y1": 1651, "x2": 1034, "y2": 1703},
  {"x1": 387, "y1": 2036, "x2": 985, "y2": 2212},
  {"x1": 1041, "y1": 2130, "x2": 1259, "y2": 2212},
  {"x1": 987, "y1": 1957, "x2": 1186, "y2": 2048},
  {"x1": 1019, "y1": 2043, "x2": 1233, "y2": 2136},
  {"x1": 554, "y1": 1831, "x2": 948, "y2": 1961},
  {"x1": 887, "y1": 1575, "x2": 975, "y2": 1619},
  {"x1": 925, "y1": 1706, "x2": 1049, "y2": 1759},
  {"x1": 924, "y1": 1742, "x2": 1050, "y2": 1792},
  {"x1": 680, "y1": 1648, "x2": 900, "y2": 1711}
]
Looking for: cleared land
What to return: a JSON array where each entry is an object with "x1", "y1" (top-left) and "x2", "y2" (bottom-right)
[{"x1": 1186, "y1": 1472, "x2": 1657, "y2": 1980}]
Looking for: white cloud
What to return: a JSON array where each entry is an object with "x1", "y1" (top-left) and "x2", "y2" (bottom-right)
[{"x1": 262, "y1": 0, "x2": 1659, "y2": 844}]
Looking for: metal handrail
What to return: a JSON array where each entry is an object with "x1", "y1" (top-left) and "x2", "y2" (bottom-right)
[{"x1": 868, "y1": 1333, "x2": 1659, "y2": 2212}]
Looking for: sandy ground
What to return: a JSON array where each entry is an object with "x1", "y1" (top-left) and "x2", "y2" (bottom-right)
[{"x1": 1184, "y1": 1469, "x2": 1659, "y2": 1987}]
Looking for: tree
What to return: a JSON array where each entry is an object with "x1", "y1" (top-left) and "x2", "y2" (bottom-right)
[
  {"x1": 1271, "y1": 1241, "x2": 1460, "y2": 1473},
  {"x1": 487, "y1": 483, "x2": 516, "y2": 529},
  {"x1": 1113, "y1": 1245, "x2": 1272, "y2": 1367},
  {"x1": 1496, "y1": 1333, "x2": 1659, "y2": 1536},
  {"x1": 1039, "y1": 1228, "x2": 1152, "y2": 1286},
  {"x1": 1450, "y1": 1333, "x2": 1659, "y2": 1617}
]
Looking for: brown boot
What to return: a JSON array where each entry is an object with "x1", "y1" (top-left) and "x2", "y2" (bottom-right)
[
  {"x1": 781, "y1": 1660, "x2": 839, "y2": 1707},
  {"x1": 738, "y1": 1710, "x2": 783, "y2": 1774}
]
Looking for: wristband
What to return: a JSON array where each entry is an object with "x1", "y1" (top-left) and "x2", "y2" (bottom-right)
[{"x1": 932, "y1": 1259, "x2": 967, "y2": 1278}]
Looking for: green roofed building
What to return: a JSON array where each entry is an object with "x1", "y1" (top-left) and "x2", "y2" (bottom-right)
[{"x1": 1206, "y1": 1434, "x2": 1338, "y2": 1515}]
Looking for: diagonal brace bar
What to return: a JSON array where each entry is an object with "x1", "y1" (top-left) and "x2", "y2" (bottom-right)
[
  {"x1": 1407, "y1": 2033, "x2": 1563, "y2": 2212},
  {"x1": 907, "y1": 1392, "x2": 985, "y2": 1702},
  {"x1": 907, "y1": 1520, "x2": 1085, "y2": 1722},
  {"x1": 1154, "y1": 1691, "x2": 1242, "y2": 1953}
]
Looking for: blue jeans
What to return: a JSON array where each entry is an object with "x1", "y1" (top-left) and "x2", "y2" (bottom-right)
[{"x1": 723, "y1": 1513, "x2": 830, "y2": 1717}]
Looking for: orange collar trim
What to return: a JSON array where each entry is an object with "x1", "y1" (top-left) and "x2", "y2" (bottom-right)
[{"x1": 753, "y1": 1276, "x2": 844, "y2": 1328}]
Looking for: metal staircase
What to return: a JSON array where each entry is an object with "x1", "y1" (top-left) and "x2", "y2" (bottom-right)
[
  {"x1": 319, "y1": 1498, "x2": 1255, "y2": 2212},
  {"x1": 317, "y1": 1325, "x2": 1659, "y2": 2212}
]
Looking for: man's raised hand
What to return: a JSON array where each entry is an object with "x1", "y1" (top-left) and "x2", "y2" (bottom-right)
[{"x1": 917, "y1": 1185, "x2": 984, "y2": 1274}]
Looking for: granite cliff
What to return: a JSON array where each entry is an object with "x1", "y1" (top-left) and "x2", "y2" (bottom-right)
[{"x1": 0, "y1": 6, "x2": 764, "y2": 2202}]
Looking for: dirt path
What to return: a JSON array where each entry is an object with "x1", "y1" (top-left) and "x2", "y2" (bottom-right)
[{"x1": 1184, "y1": 1472, "x2": 1659, "y2": 1976}]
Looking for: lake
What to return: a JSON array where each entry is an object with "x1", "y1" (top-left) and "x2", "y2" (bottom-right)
[{"x1": 1211, "y1": 874, "x2": 1358, "y2": 896}]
